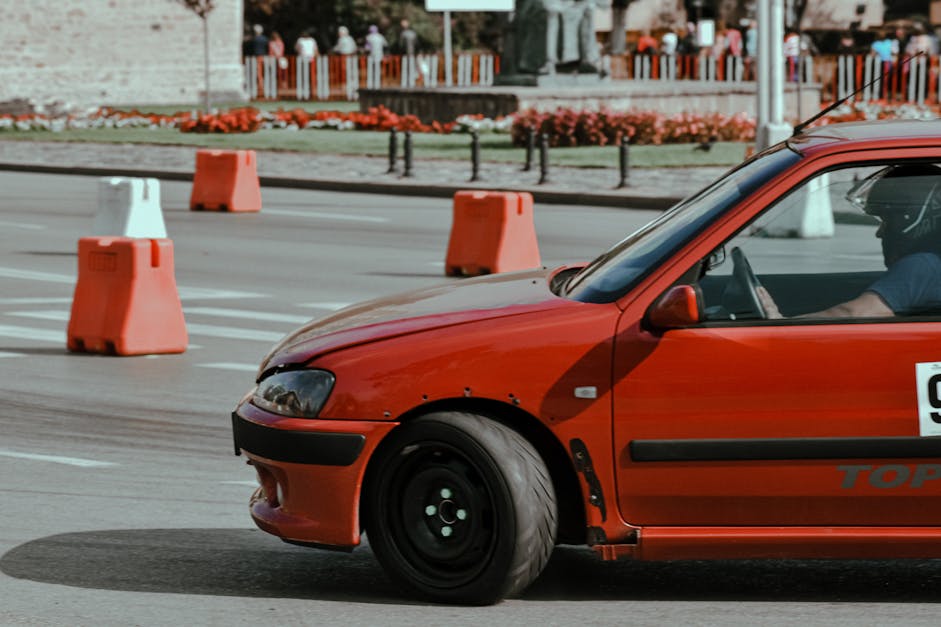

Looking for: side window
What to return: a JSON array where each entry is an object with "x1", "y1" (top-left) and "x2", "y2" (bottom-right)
[{"x1": 695, "y1": 162, "x2": 941, "y2": 321}]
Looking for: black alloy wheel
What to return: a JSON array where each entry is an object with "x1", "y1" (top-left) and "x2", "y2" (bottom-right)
[{"x1": 363, "y1": 411, "x2": 557, "y2": 605}]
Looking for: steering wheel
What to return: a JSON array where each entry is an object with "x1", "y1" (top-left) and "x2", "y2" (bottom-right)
[{"x1": 731, "y1": 246, "x2": 767, "y2": 319}]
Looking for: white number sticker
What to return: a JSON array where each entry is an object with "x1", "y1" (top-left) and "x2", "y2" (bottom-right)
[{"x1": 916, "y1": 362, "x2": 941, "y2": 436}]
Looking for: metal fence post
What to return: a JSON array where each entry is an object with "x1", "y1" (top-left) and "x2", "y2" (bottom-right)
[
  {"x1": 617, "y1": 137, "x2": 630, "y2": 188},
  {"x1": 470, "y1": 130, "x2": 480, "y2": 182},
  {"x1": 538, "y1": 133, "x2": 549, "y2": 185},
  {"x1": 403, "y1": 130, "x2": 413, "y2": 178},
  {"x1": 523, "y1": 127, "x2": 535, "y2": 171},
  {"x1": 387, "y1": 128, "x2": 398, "y2": 174}
]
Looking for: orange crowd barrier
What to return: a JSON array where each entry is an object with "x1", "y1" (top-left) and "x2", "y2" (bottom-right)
[
  {"x1": 67, "y1": 237, "x2": 188, "y2": 356},
  {"x1": 189, "y1": 149, "x2": 262, "y2": 212},
  {"x1": 444, "y1": 190, "x2": 541, "y2": 276}
]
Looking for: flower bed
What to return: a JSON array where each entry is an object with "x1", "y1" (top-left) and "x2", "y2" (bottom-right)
[
  {"x1": 0, "y1": 105, "x2": 457, "y2": 134},
  {"x1": 511, "y1": 108, "x2": 757, "y2": 146},
  {"x1": 1, "y1": 101, "x2": 936, "y2": 144}
]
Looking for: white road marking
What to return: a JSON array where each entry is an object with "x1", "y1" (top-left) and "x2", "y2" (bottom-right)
[
  {"x1": 8, "y1": 310, "x2": 64, "y2": 321},
  {"x1": 0, "y1": 324, "x2": 66, "y2": 343},
  {"x1": 0, "y1": 221, "x2": 45, "y2": 230},
  {"x1": 265, "y1": 208, "x2": 388, "y2": 223},
  {"x1": 196, "y1": 362, "x2": 258, "y2": 372},
  {"x1": 0, "y1": 266, "x2": 263, "y2": 299},
  {"x1": 297, "y1": 302, "x2": 351, "y2": 310},
  {"x1": 177, "y1": 287, "x2": 264, "y2": 300},
  {"x1": 0, "y1": 351, "x2": 24, "y2": 358},
  {"x1": 0, "y1": 267, "x2": 73, "y2": 284},
  {"x1": 219, "y1": 480, "x2": 259, "y2": 486},
  {"x1": 9, "y1": 311, "x2": 284, "y2": 342},
  {"x1": 0, "y1": 449, "x2": 116, "y2": 468},
  {"x1": 185, "y1": 307, "x2": 309, "y2": 324},
  {"x1": 0, "y1": 297, "x2": 72, "y2": 305}
]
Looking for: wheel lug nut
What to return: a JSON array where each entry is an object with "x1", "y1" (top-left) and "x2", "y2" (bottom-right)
[
  {"x1": 425, "y1": 505, "x2": 437, "y2": 516},
  {"x1": 440, "y1": 488, "x2": 452, "y2": 499},
  {"x1": 441, "y1": 526, "x2": 453, "y2": 537},
  {"x1": 456, "y1": 509, "x2": 467, "y2": 521}
]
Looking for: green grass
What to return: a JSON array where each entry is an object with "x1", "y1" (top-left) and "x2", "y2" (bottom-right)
[{"x1": 0, "y1": 126, "x2": 747, "y2": 168}]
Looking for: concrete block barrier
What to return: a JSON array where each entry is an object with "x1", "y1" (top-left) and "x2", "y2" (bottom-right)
[
  {"x1": 67, "y1": 237, "x2": 188, "y2": 356},
  {"x1": 445, "y1": 190, "x2": 541, "y2": 276},
  {"x1": 93, "y1": 177, "x2": 167, "y2": 238}
]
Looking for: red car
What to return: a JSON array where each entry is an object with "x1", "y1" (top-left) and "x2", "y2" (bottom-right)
[{"x1": 232, "y1": 119, "x2": 941, "y2": 604}]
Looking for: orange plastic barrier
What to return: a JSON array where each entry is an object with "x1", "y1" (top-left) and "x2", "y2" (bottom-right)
[
  {"x1": 444, "y1": 191, "x2": 541, "y2": 276},
  {"x1": 67, "y1": 237, "x2": 188, "y2": 356},
  {"x1": 189, "y1": 149, "x2": 262, "y2": 212}
]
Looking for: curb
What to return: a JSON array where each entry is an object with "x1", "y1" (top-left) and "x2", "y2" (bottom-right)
[{"x1": 0, "y1": 162, "x2": 684, "y2": 210}]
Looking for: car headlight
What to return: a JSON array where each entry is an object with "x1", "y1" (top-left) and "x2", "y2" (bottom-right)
[{"x1": 251, "y1": 369, "x2": 335, "y2": 418}]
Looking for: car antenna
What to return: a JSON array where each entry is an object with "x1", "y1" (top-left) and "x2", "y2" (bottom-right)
[{"x1": 792, "y1": 51, "x2": 926, "y2": 137}]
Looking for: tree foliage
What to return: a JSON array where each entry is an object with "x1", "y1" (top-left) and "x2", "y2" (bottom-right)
[
  {"x1": 245, "y1": 0, "x2": 501, "y2": 54},
  {"x1": 178, "y1": 0, "x2": 215, "y2": 18}
]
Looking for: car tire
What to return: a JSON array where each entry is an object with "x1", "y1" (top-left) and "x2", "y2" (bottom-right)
[{"x1": 363, "y1": 411, "x2": 557, "y2": 605}]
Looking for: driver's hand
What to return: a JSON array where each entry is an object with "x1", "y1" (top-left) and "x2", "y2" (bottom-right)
[{"x1": 757, "y1": 286, "x2": 783, "y2": 319}]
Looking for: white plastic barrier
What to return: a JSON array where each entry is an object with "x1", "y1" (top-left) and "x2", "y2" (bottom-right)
[{"x1": 93, "y1": 177, "x2": 167, "y2": 238}]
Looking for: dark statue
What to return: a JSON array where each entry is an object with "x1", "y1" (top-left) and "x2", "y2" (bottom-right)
[{"x1": 503, "y1": 0, "x2": 611, "y2": 77}]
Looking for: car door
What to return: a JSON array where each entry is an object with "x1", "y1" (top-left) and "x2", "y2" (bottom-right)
[{"x1": 612, "y1": 161, "x2": 941, "y2": 528}]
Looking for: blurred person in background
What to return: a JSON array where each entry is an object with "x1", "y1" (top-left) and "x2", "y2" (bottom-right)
[
  {"x1": 251, "y1": 24, "x2": 268, "y2": 56},
  {"x1": 636, "y1": 29, "x2": 658, "y2": 55},
  {"x1": 725, "y1": 23, "x2": 742, "y2": 57},
  {"x1": 871, "y1": 30, "x2": 894, "y2": 64},
  {"x1": 745, "y1": 19, "x2": 757, "y2": 58},
  {"x1": 837, "y1": 31, "x2": 857, "y2": 55},
  {"x1": 711, "y1": 22, "x2": 727, "y2": 58},
  {"x1": 365, "y1": 24, "x2": 389, "y2": 60},
  {"x1": 906, "y1": 23, "x2": 932, "y2": 56},
  {"x1": 743, "y1": 19, "x2": 757, "y2": 78},
  {"x1": 678, "y1": 22, "x2": 699, "y2": 56},
  {"x1": 295, "y1": 30, "x2": 318, "y2": 60},
  {"x1": 268, "y1": 31, "x2": 285, "y2": 57},
  {"x1": 398, "y1": 19, "x2": 418, "y2": 56},
  {"x1": 660, "y1": 26, "x2": 678, "y2": 56},
  {"x1": 268, "y1": 31, "x2": 287, "y2": 87},
  {"x1": 783, "y1": 28, "x2": 800, "y2": 80},
  {"x1": 333, "y1": 25, "x2": 357, "y2": 54},
  {"x1": 892, "y1": 26, "x2": 909, "y2": 60}
]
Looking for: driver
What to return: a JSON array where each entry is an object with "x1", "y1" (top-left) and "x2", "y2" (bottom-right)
[{"x1": 760, "y1": 163, "x2": 941, "y2": 318}]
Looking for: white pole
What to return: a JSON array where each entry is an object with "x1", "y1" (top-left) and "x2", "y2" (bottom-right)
[
  {"x1": 444, "y1": 10, "x2": 453, "y2": 86},
  {"x1": 756, "y1": 0, "x2": 769, "y2": 133},
  {"x1": 756, "y1": 0, "x2": 792, "y2": 150},
  {"x1": 769, "y1": 0, "x2": 784, "y2": 126}
]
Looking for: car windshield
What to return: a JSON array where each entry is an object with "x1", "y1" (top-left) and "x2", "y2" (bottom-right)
[{"x1": 564, "y1": 144, "x2": 802, "y2": 303}]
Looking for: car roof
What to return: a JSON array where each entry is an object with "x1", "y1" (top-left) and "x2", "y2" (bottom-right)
[{"x1": 788, "y1": 118, "x2": 941, "y2": 157}]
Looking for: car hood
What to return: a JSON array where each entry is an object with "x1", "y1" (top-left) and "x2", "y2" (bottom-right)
[{"x1": 259, "y1": 267, "x2": 568, "y2": 375}]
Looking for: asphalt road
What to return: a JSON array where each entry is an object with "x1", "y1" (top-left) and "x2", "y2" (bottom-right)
[{"x1": 1, "y1": 171, "x2": 940, "y2": 626}]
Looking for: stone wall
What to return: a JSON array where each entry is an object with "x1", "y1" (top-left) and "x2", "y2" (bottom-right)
[
  {"x1": 359, "y1": 82, "x2": 822, "y2": 125},
  {"x1": 0, "y1": 0, "x2": 245, "y2": 109}
]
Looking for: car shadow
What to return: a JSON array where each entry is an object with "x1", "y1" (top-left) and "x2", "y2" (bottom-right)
[
  {"x1": 3, "y1": 529, "x2": 941, "y2": 603},
  {"x1": 0, "y1": 528, "x2": 406, "y2": 604}
]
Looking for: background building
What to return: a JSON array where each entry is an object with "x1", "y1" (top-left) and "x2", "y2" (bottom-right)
[
  {"x1": 794, "y1": 0, "x2": 884, "y2": 31},
  {"x1": 596, "y1": 0, "x2": 887, "y2": 41},
  {"x1": 0, "y1": 0, "x2": 245, "y2": 109}
]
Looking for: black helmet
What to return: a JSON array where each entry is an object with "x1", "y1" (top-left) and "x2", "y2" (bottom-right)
[{"x1": 847, "y1": 164, "x2": 941, "y2": 262}]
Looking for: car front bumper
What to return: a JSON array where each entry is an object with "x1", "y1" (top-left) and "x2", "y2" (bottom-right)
[{"x1": 232, "y1": 403, "x2": 398, "y2": 548}]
